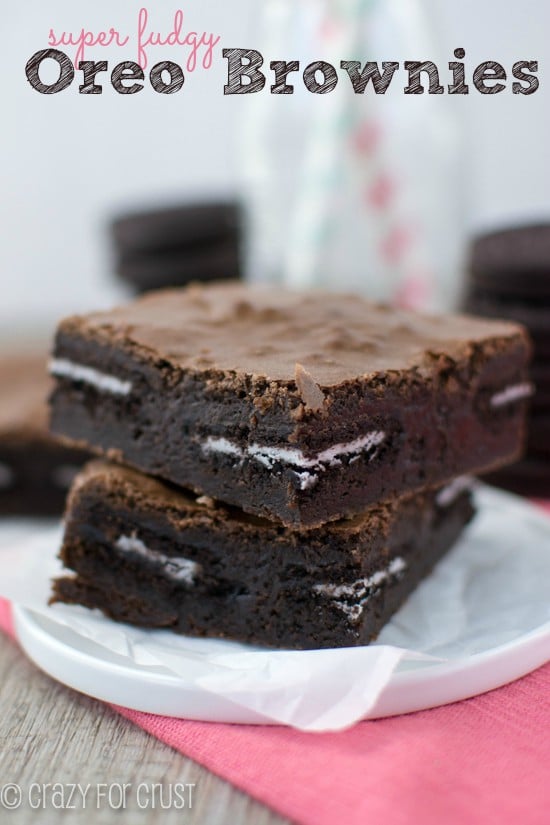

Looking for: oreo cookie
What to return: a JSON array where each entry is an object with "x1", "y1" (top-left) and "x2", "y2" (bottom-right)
[
  {"x1": 117, "y1": 241, "x2": 241, "y2": 294},
  {"x1": 112, "y1": 202, "x2": 241, "y2": 254},
  {"x1": 465, "y1": 294, "x2": 550, "y2": 357},
  {"x1": 464, "y1": 222, "x2": 550, "y2": 496},
  {"x1": 470, "y1": 224, "x2": 550, "y2": 299},
  {"x1": 530, "y1": 362, "x2": 550, "y2": 412},
  {"x1": 527, "y1": 414, "x2": 550, "y2": 458},
  {"x1": 482, "y1": 456, "x2": 550, "y2": 498},
  {"x1": 111, "y1": 200, "x2": 243, "y2": 293}
]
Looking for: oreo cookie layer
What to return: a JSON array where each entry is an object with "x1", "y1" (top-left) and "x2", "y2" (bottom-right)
[{"x1": 470, "y1": 224, "x2": 550, "y2": 299}]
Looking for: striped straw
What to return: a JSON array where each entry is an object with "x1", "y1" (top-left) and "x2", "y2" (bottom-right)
[{"x1": 283, "y1": 0, "x2": 435, "y2": 308}]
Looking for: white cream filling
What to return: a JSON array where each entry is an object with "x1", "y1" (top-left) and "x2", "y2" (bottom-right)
[
  {"x1": 313, "y1": 556, "x2": 407, "y2": 623},
  {"x1": 203, "y1": 437, "x2": 243, "y2": 459},
  {"x1": 203, "y1": 431, "x2": 386, "y2": 490},
  {"x1": 49, "y1": 358, "x2": 132, "y2": 396},
  {"x1": 490, "y1": 382, "x2": 533, "y2": 408},
  {"x1": 294, "y1": 471, "x2": 318, "y2": 491},
  {"x1": 115, "y1": 533, "x2": 200, "y2": 585},
  {"x1": 0, "y1": 462, "x2": 14, "y2": 490},
  {"x1": 435, "y1": 476, "x2": 473, "y2": 508}
]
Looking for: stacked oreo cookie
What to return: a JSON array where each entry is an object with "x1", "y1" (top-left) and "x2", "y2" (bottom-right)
[
  {"x1": 111, "y1": 201, "x2": 242, "y2": 294},
  {"x1": 464, "y1": 224, "x2": 550, "y2": 495},
  {"x1": 48, "y1": 283, "x2": 531, "y2": 649}
]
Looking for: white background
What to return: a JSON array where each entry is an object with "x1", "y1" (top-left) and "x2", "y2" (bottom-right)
[{"x1": 1, "y1": 0, "x2": 549, "y2": 337}]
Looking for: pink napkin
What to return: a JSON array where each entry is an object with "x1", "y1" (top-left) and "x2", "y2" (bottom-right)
[{"x1": 2, "y1": 501, "x2": 549, "y2": 825}]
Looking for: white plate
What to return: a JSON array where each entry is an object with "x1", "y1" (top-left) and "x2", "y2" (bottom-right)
[
  {"x1": 13, "y1": 605, "x2": 550, "y2": 723},
  {"x1": 4, "y1": 485, "x2": 550, "y2": 729}
]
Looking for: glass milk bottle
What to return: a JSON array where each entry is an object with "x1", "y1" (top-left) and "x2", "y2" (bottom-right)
[{"x1": 241, "y1": 0, "x2": 465, "y2": 311}]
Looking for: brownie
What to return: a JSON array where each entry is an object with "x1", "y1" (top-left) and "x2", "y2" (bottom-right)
[
  {"x1": 49, "y1": 283, "x2": 531, "y2": 528},
  {"x1": 51, "y1": 461, "x2": 475, "y2": 650},
  {"x1": 111, "y1": 201, "x2": 242, "y2": 293},
  {"x1": 0, "y1": 354, "x2": 90, "y2": 516},
  {"x1": 470, "y1": 224, "x2": 550, "y2": 298}
]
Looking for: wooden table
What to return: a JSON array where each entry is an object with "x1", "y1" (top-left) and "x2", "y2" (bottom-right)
[{"x1": 0, "y1": 634, "x2": 287, "y2": 824}]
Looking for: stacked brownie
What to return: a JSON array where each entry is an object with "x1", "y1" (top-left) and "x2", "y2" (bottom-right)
[
  {"x1": 111, "y1": 201, "x2": 242, "y2": 294},
  {"x1": 464, "y1": 224, "x2": 550, "y2": 495},
  {"x1": 48, "y1": 283, "x2": 531, "y2": 648}
]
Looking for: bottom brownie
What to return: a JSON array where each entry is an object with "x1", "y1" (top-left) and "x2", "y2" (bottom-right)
[{"x1": 52, "y1": 463, "x2": 475, "y2": 650}]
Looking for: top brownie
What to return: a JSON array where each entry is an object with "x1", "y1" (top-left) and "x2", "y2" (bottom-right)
[{"x1": 49, "y1": 282, "x2": 531, "y2": 527}]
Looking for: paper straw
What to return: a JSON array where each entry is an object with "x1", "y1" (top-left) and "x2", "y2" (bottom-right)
[
  {"x1": 244, "y1": 0, "x2": 438, "y2": 309},
  {"x1": 283, "y1": 0, "x2": 435, "y2": 308},
  {"x1": 242, "y1": 0, "x2": 296, "y2": 285}
]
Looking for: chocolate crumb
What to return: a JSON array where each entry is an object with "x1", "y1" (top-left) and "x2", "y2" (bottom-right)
[
  {"x1": 196, "y1": 495, "x2": 216, "y2": 508},
  {"x1": 106, "y1": 447, "x2": 124, "y2": 463},
  {"x1": 294, "y1": 363, "x2": 325, "y2": 412}
]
